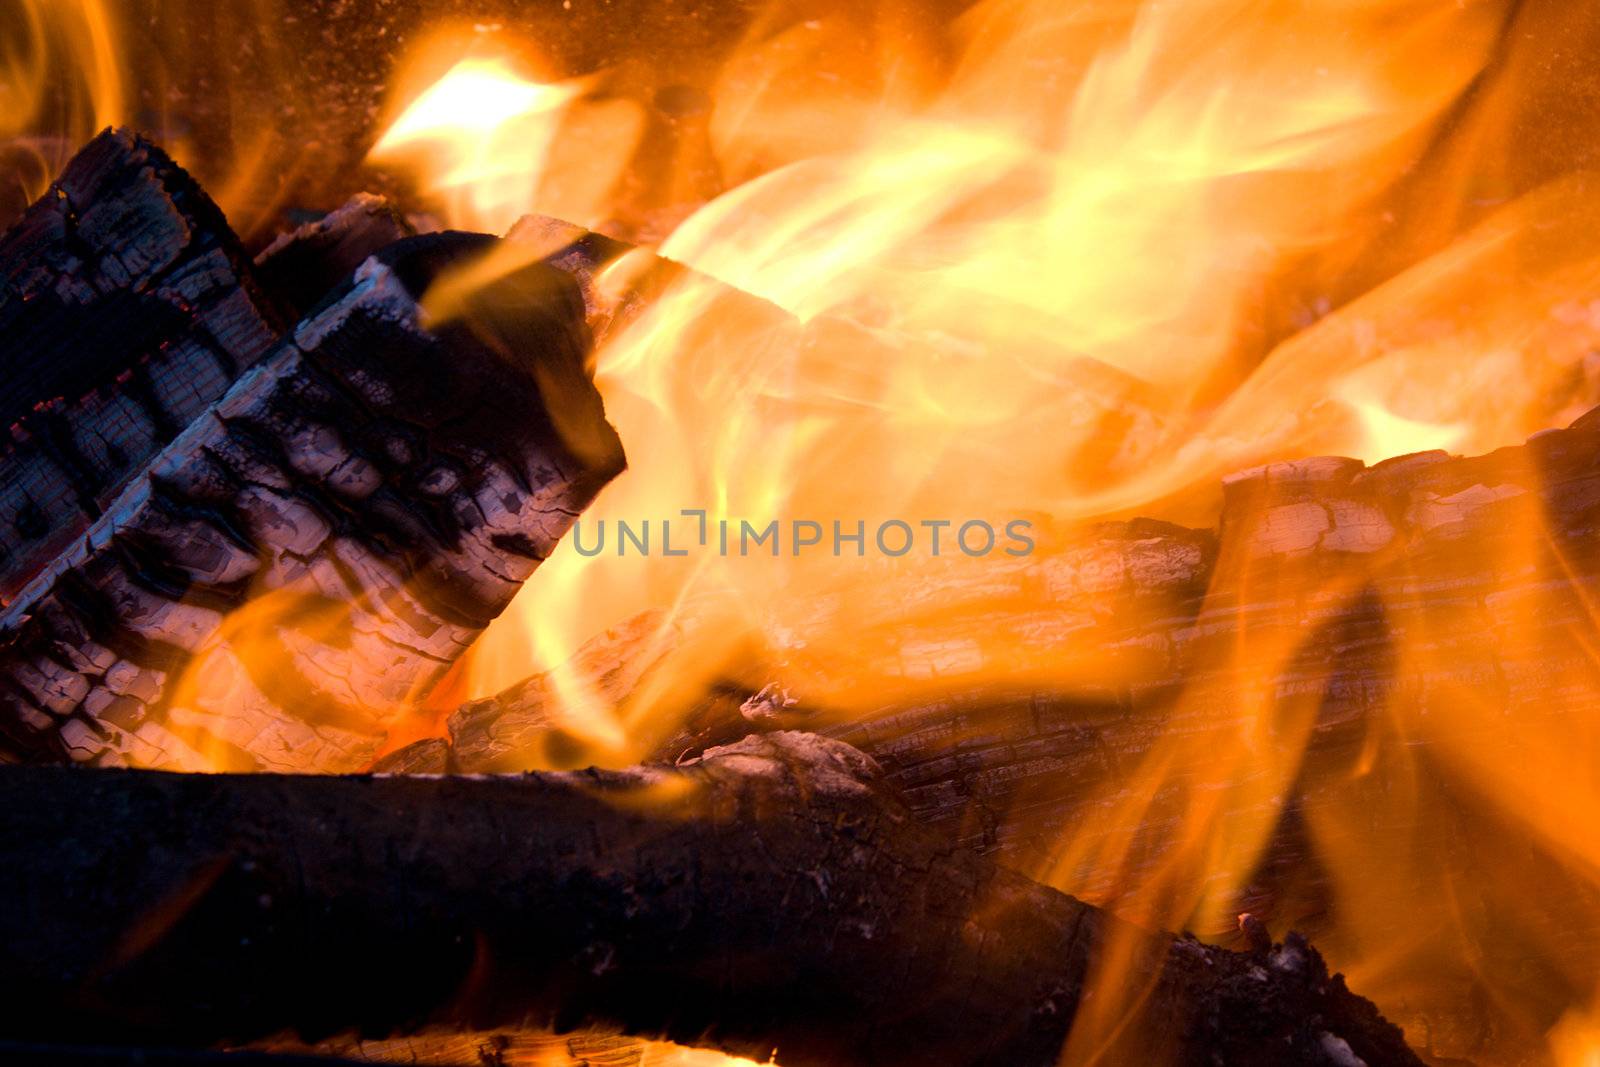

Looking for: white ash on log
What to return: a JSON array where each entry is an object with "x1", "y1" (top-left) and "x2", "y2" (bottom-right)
[
  {"x1": 0, "y1": 733, "x2": 1421, "y2": 1067},
  {"x1": 0, "y1": 233, "x2": 624, "y2": 772},
  {"x1": 0, "y1": 129, "x2": 284, "y2": 601}
]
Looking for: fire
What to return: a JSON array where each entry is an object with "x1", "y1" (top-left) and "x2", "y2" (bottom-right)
[
  {"x1": 6, "y1": 0, "x2": 1600, "y2": 1062},
  {"x1": 0, "y1": 1, "x2": 123, "y2": 205},
  {"x1": 369, "y1": 30, "x2": 644, "y2": 236},
  {"x1": 1552, "y1": 1008, "x2": 1600, "y2": 1067},
  {"x1": 369, "y1": 55, "x2": 586, "y2": 235},
  {"x1": 366, "y1": 1, "x2": 1600, "y2": 1062}
]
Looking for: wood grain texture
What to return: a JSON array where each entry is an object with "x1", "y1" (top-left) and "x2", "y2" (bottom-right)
[{"x1": 408, "y1": 408, "x2": 1600, "y2": 1062}]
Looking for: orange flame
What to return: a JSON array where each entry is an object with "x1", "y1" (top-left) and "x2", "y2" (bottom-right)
[
  {"x1": 368, "y1": 29, "x2": 644, "y2": 235},
  {"x1": 0, "y1": 1, "x2": 124, "y2": 203}
]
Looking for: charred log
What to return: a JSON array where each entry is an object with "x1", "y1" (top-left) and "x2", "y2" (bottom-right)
[
  {"x1": 505, "y1": 214, "x2": 795, "y2": 349},
  {"x1": 0, "y1": 234, "x2": 624, "y2": 772},
  {"x1": 0, "y1": 1043, "x2": 367, "y2": 1066},
  {"x1": 0, "y1": 128, "x2": 283, "y2": 600},
  {"x1": 0, "y1": 733, "x2": 1419, "y2": 1067}
]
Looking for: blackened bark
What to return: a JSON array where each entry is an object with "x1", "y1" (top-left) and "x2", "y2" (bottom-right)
[
  {"x1": 0, "y1": 733, "x2": 1418, "y2": 1067},
  {"x1": 253, "y1": 195, "x2": 416, "y2": 321}
]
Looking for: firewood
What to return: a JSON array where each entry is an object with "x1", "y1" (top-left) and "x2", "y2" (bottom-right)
[
  {"x1": 0, "y1": 1042, "x2": 367, "y2": 1066},
  {"x1": 505, "y1": 215, "x2": 795, "y2": 349},
  {"x1": 0, "y1": 733, "x2": 1420, "y2": 1067},
  {"x1": 0, "y1": 233, "x2": 624, "y2": 772},
  {"x1": 0, "y1": 128, "x2": 283, "y2": 601}
]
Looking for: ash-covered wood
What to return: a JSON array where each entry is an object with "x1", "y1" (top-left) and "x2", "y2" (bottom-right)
[
  {"x1": 0, "y1": 234, "x2": 624, "y2": 772},
  {"x1": 0, "y1": 128, "x2": 283, "y2": 601},
  {"x1": 0, "y1": 733, "x2": 1419, "y2": 1067}
]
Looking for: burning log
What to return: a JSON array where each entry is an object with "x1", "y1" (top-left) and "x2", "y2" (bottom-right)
[
  {"x1": 0, "y1": 128, "x2": 283, "y2": 601},
  {"x1": 423, "y1": 406, "x2": 1600, "y2": 848},
  {"x1": 0, "y1": 733, "x2": 1419, "y2": 1067},
  {"x1": 401, "y1": 403, "x2": 1600, "y2": 1060},
  {"x1": 505, "y1": 214, "x2": 799, "y2": 349},
  {"x1": 0, "y1": 233, "x2": 624, "y2": 772}
]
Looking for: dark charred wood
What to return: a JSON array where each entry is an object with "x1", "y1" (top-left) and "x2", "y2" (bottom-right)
[
  {"x1": 0, "y1": 733, "x2": 1420, "y2": 1067},
  {"x1": 0, "y1": 233, "x2": 624, "y2": 772},
  {"x1": 254, "y1": 195, "x2": 416, "y2": 320},
  {"x1": 0, "y1": 128, "x2": 283, "y2": 600}
]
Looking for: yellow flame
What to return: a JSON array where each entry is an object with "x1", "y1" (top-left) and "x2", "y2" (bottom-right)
[
  {"x1": 368, "y1": 34, "x2": 644, "y2": 235},
  {"x1": 9, "y1": 0, "x2": 1600, "y2": 1061},
  {"x1": 371, "y1": 56, "x2": 583, "y2": 234}
]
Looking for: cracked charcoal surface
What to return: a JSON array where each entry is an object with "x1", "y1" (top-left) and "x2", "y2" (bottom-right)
[
  {"x1": 0, "y1": 129, "x2": 283, "y2": 602},
  {"x1": 0, "y1": 235, "x2": 624, "y2": 772}
]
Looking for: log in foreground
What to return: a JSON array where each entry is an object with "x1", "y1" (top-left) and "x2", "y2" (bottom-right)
[
  {"x1": 0, "y1": 733, "x2": 1418, "y2": 1067},
  {"x1": 0, "y1": 234, "x2": 624, "y2": 772},
  {"x1": 0, "y1": 128, "x2": 283, "y2": 600}
]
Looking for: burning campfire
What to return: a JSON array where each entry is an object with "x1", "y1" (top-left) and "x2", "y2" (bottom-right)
[{"x1": 4, "y1": 1, "x2": 1600, "y2": 1064}]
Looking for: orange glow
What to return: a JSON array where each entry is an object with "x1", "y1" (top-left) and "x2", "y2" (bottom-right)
[
  {"x1": 0, "y1": 1, "x2": 124, "y2": 202},
  {"x1": 365, "y1": 2, "x2": 1600, "y2": 1062},
  {"x1": 1551, "y1": 1007, "x2": 1600, "y2": 1067},
  {"x1": 9, "y1": 0, "x2": 1600, "y2": 1062}
]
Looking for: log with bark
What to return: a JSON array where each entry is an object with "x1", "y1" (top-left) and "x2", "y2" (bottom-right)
[
  {"x1": 0, "y1": 732, "x2": 1419, "y2": 1067},
  {"x1": 0, "y1": 128, "x2": 285, "y2": 601},
  {"x1": 0, "y1": 232, "x2": 625, "y2": 772}
]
